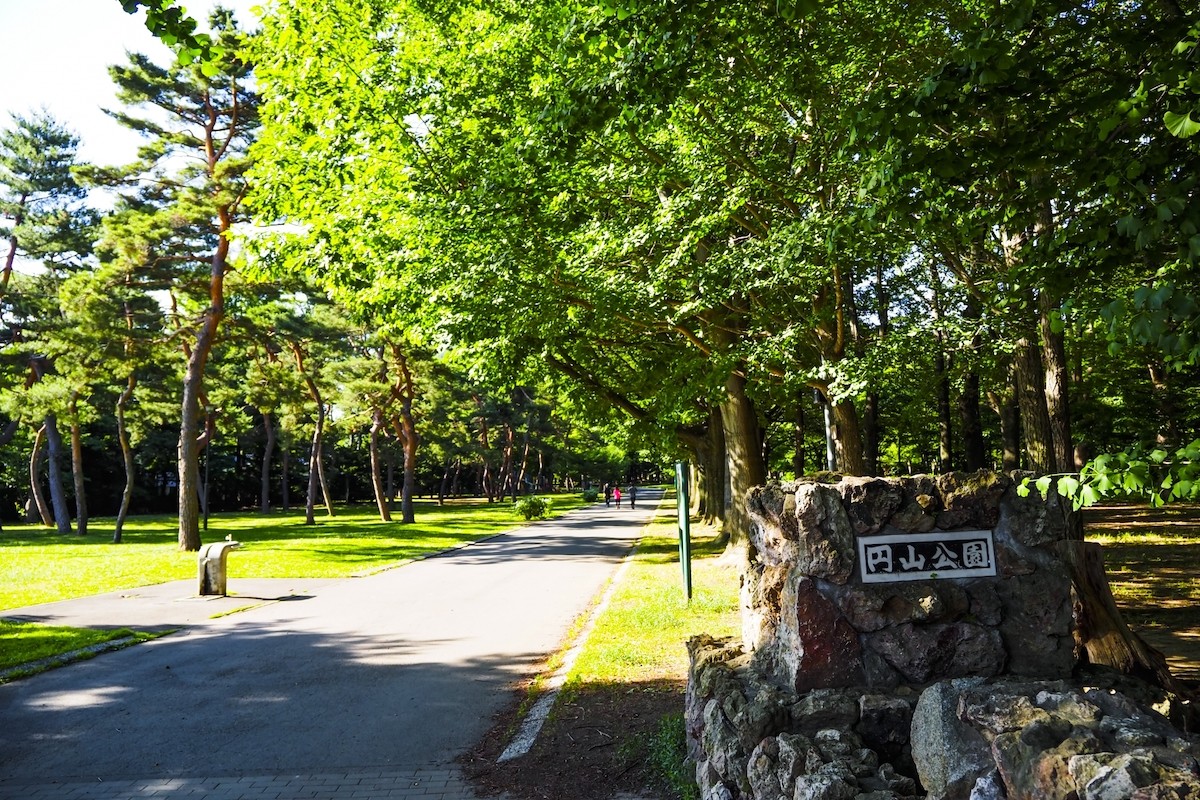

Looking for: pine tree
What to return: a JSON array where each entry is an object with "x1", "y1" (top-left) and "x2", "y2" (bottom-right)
[
  {"x1": 0, "y1": 112, "x2": 93, "y2": 534},
  {"x1": 96, "y1": 10, "x2": 258, "y2": 550}
]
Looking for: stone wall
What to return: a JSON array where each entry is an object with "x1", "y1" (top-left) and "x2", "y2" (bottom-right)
[
  {"x1": 741, "y1": 473, "x2": 1076, "y2": 691},
  {"x1": 687, "y1": 635, "x2": 1199, "y2": 800},
  {"x1": 685, "y1": 472, "x2": 1200, "y2": 800}
]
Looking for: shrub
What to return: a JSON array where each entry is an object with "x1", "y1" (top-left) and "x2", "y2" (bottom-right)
[
  {"x1": 619, "y1": 713, "x2": 697, "y2": 800},
  {"x1": 582, "y1": 487, "x2": 600, "y2": 502},
  {"x1": 514, "y1": 495, "x2": 552, "y2": 520}
]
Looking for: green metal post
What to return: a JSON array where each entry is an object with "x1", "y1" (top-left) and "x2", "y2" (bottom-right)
[{"x1": 675, "y1": 461, "x2": 692, "y2": 601}]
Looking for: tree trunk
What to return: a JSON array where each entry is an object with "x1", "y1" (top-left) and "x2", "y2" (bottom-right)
[
  {"x1": 260, "y1": 411, "x2": 276, "y2": 514},
  {"x1": 476, "y1": 400, "x2": 494, "y2": 502},
  {"x1": 281, "y1": 432, "x2": 291, "y2": 511},
  {"x1": 864, "y1": 392, "x2": 880, "y2": 476},
  {"x1": 2, "y1": 193, "x2": 27, "y2": 295},
  {"x1": 29, "y1": 425, "x2": 52, "y2": 527},
  {"x1": 685, "y1": 405, "x2": 726, "y2": 527},
  {"x1": 988, "y1": 383, "x2": 1022, "y2": 472},
  {"x1": 1056, "y1": 540, "x2": 1184, "y2": 694},
  {"x1": 369, "y1": 410, "x2": 391, "y2": 522},
  {"x1": 719, "y1": 372, "x2": 767, "y2": 552},
  {"x1": 515, "y1": 413, "x2": 532, "y2": 497},
  {"x1": 1039, "y1": 290, "x2": 1074, "y2": 473},
  {"x1": 500, "y1": 424, "x2": 515, "y2": 501},
  {"x1": 297, "y1": 371, "x2": 326, "y2": 526},
  {"x1": 178, "y1": 262, "x2": 226, "y2": 550},
  {"x1": 960, "y1": 294, "x2": 987, "y2": 472},
  {"x1": 439, "y1": 461, "x2": 452, "y2": 506},
  {"x1": 395, "y1": 395, "x2": 418, "y2": 524},
  {"x1": 387, "y1": 450, "x2": 396, "y2": 506},
  {"x1": 1013, "y1": 329, "x2": 1054, "y2": 473},
  {"x1": 831, "y1": 400, "x2": 866, "y2": 476},
  {"x1": 68, "y1": 395, "x2": 88, "y2": 536},
  {"x1": 317, "y1": 415, "x2": 334, "y2": 516},
  {"x1": 305, "y1": 409, "x2": 322, "y2": 525},
  {"x1": 935, "y1": 345, "x2": 953, "y2": 472},
  {"x1": 44, "y1": 414, "x2": 73, "y2": 535},
  {"x1": 793, "y1": 392, "x2": 806, "y2": 478},
  {"x1": 929, "y1": 264, "x2": 952, "y2": 473},
  {"x1": 115, "y1": 375, "x2": 137, "y2": 542},
  {"x1": 959, "y1": 371, "x2": 987, "y2": 472}
]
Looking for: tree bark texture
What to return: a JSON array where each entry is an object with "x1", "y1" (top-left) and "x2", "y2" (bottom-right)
[
  {"x1": 864, "y1": 392, "x2": 880, "y2": 476},
  {"x1": 316, "y1": 415, "x2": 335, "y2": 516},
  {"x1": 369, "y1": 410, "x2": 391, "y2": 522},
  {"x1": 395, "y1": 396, "x2": 418, "y2": 524},
  {"x1": 1039, "y1": 290, "x2": 1074, "y2": 473},
  {"x1": 959, "y1": 371, "x2": 987, "y2": 472},
  {"x1": 68, "y1": 398, "x2": 88, "y2": 536},
  {"x1": 1013, "y1": 331, "x2": 1054, "y2": 473},
  {"x1": 178, "y1": 216, "x2": 228, "y2": 551},
  {"x1": 793, "y1": 392, "x2": 806, "y2": 478},
  {"x1": 115, "y1": 376, "x2": 137, "y2": 542},
  {"x1": 305, "y1": 409, "x2": 322, "y2": 526},
  {"x1": 260, "y1": 411, "x2": 276, "y2": 514},
  {"x1": 831, "y1": 400, "x2": 865, "y2": 476},
  {"x1": 29, "y1": 425, "x2": 52, "y2": 527},
  {"x1": 719, "y1": 372, "x2": 767, "y2": 551},
  {"x1": 44, "y1": 414, "x2": 73, "y2": 535},
  {"x1": 988, "y1": 384, "x2": 1022, "y2": 472},
  {"x1": 1056, "y1": 540, "x2": 1184, "y2": 694}
]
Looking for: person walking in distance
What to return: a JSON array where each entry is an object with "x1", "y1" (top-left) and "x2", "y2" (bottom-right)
[
  {"x1": 629, "y1": 484, "x2": 638, "y2": 510},
  {"x1": 604, "y1": 483, "x2": 612, "y2": 506},
  {"x1": 613, "y1": 485, "x2": 622, "y2": 509}
]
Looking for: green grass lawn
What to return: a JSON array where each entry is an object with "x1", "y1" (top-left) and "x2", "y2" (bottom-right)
[
  {"x1": 566, "y1": 518, "x2": 740, "y2": 689},
  {"x1": 0, "y1": 620, "x2": 159, "y2": 673},
  {"x1": 0, "y1": 495, "x2": 589, "y2": 611}
]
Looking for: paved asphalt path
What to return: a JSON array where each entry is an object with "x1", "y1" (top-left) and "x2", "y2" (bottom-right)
[{"x1": 0, "y1": 492, "x2": 664, "y2": 799}]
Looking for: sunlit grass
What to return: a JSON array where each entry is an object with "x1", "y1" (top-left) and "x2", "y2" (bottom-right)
[
  {"x1": 0, "y1": 495, "x2": 589, "y2": 611},
  {"x1": 567, "y1": 517, "x2": 741, "y2": 688},
  {"x1": 0, "y1": 620, "x2": 158, "y2": 672}
]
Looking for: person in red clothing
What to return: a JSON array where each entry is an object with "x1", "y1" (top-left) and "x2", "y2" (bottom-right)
[{"x1": 613, "y1": 485, "x2": 622, "y2": 509}]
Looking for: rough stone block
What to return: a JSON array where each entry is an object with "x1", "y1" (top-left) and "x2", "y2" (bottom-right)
[
  {"x1": 910, "y1": 679, "x2": 993, "y2": 800},
  {"x1": 772, "y1": 575, "x2": 864, "y2": 690},
  {"x1": 865, "y1": 622, "x2": 1005, "y2": 684},
  {"x1": 936, "y1": 471, "x2": 1010, "y2": 530},
  {"x1": 748, "y1": 737, "x2": 786, "y2": 800},
  {"x1": 836, "y1": 477, "x2": 904, "y2": 535},
  {"x1": 792, "y1": 484, "x2": 856, "y2": 583},
  {"x1": 893, "y1": 475, "x2": 941, "y2": 532},
  {"x1": 791, "y1": 773, "x2": 857, "y2": 800},
  {"x1": 748, "y1": 484, "x2": 802, "y2": 567},
  {"x1": 791, "y1": 690, "x2": 859, "y2": 735},
  {"x1": 856, "y1": 694, "x2": 914, "y2": 761}
]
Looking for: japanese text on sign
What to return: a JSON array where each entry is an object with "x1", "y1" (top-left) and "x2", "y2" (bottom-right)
[{"x1": 857, "y1": 530, "x2": 997, "y2": 583}]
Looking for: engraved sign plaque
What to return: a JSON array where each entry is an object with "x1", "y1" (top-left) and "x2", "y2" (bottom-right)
[{"x1": 857, "y1": 530, "x2": 997, "y2": 584}]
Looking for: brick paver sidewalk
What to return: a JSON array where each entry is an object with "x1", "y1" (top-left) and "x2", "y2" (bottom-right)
[{"x1": 0, "y1": 766, "x2": 489, "y2": 800}]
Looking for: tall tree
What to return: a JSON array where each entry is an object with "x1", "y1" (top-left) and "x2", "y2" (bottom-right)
[{"x1": 101, "y1": 10, "x2": 258, "y2": 550}]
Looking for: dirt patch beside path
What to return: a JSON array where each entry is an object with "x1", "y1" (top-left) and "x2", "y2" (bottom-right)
[
  {"x1": 1084, "y1": 503, "x2": 1200, "y2": 685},
  {"x1": 461, "y1": 682, "x2": 683, "y2": 800}
]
